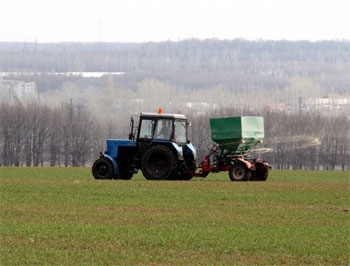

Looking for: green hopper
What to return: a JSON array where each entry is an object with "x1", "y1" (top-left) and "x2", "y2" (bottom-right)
[{"x1": 210, "y1": 116, "x2": 264, "y2": 154}]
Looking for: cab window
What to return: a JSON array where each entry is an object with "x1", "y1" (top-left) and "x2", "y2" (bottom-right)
[
  {"x1": 155, "y1": 119, "x2": 172, "y2": 139},
  {"x1": 174, "y1": 120, "x2": 187, "y2": 143},
  {"x1": 139, "y1": 119, "x2": 154, "y2": 139}
]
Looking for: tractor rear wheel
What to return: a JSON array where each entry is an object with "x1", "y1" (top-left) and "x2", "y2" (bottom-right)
[
  {"x1": 92, "y1": 158, "x2": 114, "y2": 180},
  {"x1": 141, "y1": 145, "x2": 178, "y2": 180},
  {"x1": 229, "y1": 163, "x2": 251, "y2": 181}
]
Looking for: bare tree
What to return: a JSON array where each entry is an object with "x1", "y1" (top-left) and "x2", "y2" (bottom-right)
[
  {"x1": 0, "y1": 104, "x2": 27, "y2": 166},
  {"x1": 48, "y1": 108, "x2": 63, "y2": 166}
]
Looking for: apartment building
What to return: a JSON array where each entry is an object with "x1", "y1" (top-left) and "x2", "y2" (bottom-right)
[{"x1": 0, "y1": 78, "x2": 38, "y2": 102}]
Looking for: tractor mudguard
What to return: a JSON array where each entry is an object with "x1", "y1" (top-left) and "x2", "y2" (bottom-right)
[
  {"x1": 184, "y1": 142, "x2": 197, "y2": 160},
  {"x1": 251, "y1": 158, "x2": 272, "y2": 170},
  {"x1": 102, "y1": 154, "x2": 119, "y2": 176},
  {"x1": 234, "y1": 157, "x2": 252, "y2": 169}
]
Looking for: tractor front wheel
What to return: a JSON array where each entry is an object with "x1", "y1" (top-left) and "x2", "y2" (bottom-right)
[
  {"x1": 141, "y1": 145, "x2": 178, "y2": 180},
  {"x1": 92, "y1": 158, "x2": 114, "y2": 180},
  {"x1": 229, "y1": 163, "x2": 251, "y2": 181}
]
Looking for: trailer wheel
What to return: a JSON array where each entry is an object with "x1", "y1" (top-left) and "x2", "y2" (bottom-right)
[
  {"x1": 250, "y1": 163, "x2": 268, "y2": 181},
  {"x1": 92, "y1": 158, "x2": 114, "y2": 180},
  {"x1": 229, "y1": 163, "x2": 251, "y2": 181},
  {"x1": 142, "y1": 145, "x2": 178, "y2": 180}
]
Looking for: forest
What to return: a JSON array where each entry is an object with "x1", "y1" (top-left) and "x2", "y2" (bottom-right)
[{"x1": 0, "y1": 39, "x2": 349, "y2": 170}]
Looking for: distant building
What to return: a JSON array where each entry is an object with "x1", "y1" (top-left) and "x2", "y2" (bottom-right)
[
  {"x1": 0, "y1": 78, "x2": 38, "y2": 103},
  {"x1": 300, "y1": 96, "x2": 350, "y2": 113}
]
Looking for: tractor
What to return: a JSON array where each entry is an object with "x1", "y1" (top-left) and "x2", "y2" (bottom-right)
[
  {"x1": 92, "y1": 109, "x2": 197, "y2": 180},
  {"x1": 92, "y1": 110, "x2": 271, "y2": 181}
]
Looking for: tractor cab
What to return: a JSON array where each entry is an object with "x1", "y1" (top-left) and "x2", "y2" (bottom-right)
[{"x1": 129, "y1": 111, "x2": 189, "y2": 152}]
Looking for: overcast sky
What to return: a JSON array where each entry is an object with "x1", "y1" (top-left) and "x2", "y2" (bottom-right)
[{"x1": 1, "y1": 0, "x2": 349, "y2": 43}]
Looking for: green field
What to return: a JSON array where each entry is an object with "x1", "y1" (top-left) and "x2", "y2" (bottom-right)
[{"x1": 1, "y1": 167, "x2": 349, "y2": 265}]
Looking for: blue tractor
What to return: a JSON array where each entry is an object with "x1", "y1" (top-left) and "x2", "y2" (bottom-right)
[{"x1": 92, "y1": 110, "x2": 197, "y2": 180}]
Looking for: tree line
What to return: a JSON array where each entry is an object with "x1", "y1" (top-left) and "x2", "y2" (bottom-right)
[
  {"x1": 0, "y1": 101, "x2": 103, "y2": 167},
  {"x1": 1, "y1": 102, "x2": 349, "y2": 170}
]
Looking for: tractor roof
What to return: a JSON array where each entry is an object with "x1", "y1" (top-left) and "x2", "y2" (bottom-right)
[{"x1": 140, "y1": 112, "x2": 187, "y2": 120}]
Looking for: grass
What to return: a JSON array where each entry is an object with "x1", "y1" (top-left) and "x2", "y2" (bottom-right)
[{"x1": 1, "y1": 167, "x2": 349, "y2": 265}]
